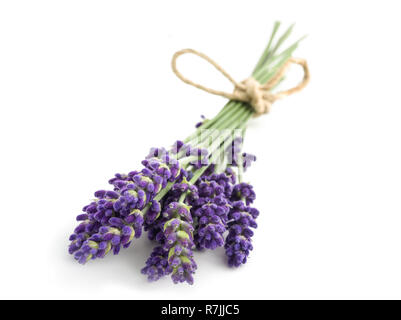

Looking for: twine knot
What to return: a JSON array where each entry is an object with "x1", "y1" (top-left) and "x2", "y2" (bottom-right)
[
  {"x1": 171, "y1": 48, "x2": 310, "y2": 116},
  {"x1": 234, "y1": 77, "x2": 276, "y2": 116}
]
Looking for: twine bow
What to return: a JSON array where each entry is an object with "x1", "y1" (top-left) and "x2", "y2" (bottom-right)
[{"x1": 171, "y1": 48, "x2": 310, "y2": 116}]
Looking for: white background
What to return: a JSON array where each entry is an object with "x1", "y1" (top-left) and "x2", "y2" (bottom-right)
[{"x1": 1, "y1": 0, "x2": 400, "y2": 300}]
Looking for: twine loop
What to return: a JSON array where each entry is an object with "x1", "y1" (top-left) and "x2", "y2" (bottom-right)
[{"x1": 171, "y1": 48, "x2": 310, "y2": 116}]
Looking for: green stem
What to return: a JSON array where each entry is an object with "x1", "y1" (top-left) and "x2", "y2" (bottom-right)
[
  {"x1": 177, "y1": 103, "x2": 249, "y2": 161},
  {"x1": 183, "y1": 101, "x2": 243, "y2": 146},
  {"x1": 178, "y1": 192, "x2": 187, "y2": 204},
  {"x1": 189, "y1": 112, "x2": 253, "y2": 185},
  {"x1": 237, "y1": 128, "x2": 246, "y2": 183},
  {"x1": 196, "y1": 105, "x2": 250, "y2": 150},
  {"x1": 183, "y1": 101, "x2": 238, "y2": 143}
]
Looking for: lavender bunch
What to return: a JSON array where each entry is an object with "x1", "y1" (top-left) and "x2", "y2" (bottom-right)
[{"x1": 68, "y1": 22, "x2": 307, "y2": 285}]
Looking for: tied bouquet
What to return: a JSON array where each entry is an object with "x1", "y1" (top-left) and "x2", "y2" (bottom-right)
[{"x1": 68, "y1": 22, "x2": 309, "y2": 285}]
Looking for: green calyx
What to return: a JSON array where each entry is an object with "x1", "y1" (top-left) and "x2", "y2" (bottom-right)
[
  {"x1": 180, "y1": 255, "x2": 192, "y2": 265},
  {"x1": 177, "y1": 230, "x2": 190, "y2": 240},
  {"x1": 87, "y1": 241, "x2": 99, "y2": 249},
  {"x1": 127, "y1": 189, "x2": 138, "y2": 197},
  {"x1": 168, "y1": 247, "x2": 176, "y2": 261},
  {"x1": 140, "y1": 175, "x2": 153, "y2": 184},
  {"x1": 126, "y1": 226, "x2": 136, "y2": 243},
  {"x1": 163, "y1": 218, "x2": 180, "y2": 232},
  {"x1": 129, "y1": 208, "x2": 142, "y2": 217},
  {"x1": 104, "y1": 242, "x2": 112, "y2": 256},
  {"x1": 108, "y1": 227, "x2": 121, "y2": 235}
]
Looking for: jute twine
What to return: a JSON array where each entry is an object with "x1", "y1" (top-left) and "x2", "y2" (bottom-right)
[{"x1": 171, "y1": 48, "x2": 310, "y2": 116}]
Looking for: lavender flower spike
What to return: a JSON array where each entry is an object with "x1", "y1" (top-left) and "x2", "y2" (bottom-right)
[
  {"x1": 194, "y1": 196, "x2": 230, "y2": 250},
  {"x1": 141, "y1": 246, "x2": 173, "y2": 281},
  {"x1": 225, "y1": 199, "x2": 259, "y2": 267},
  {"x1": 162, "y1": 202, "x2": 197, "y2": 285}
]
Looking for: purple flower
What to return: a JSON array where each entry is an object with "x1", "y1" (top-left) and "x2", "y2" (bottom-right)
[
  {"x1": 143, "y1": 181, "x2": 196, "y2": 244},
  {"x1": 72, "y1": 210, "x2": 141, "y2": 264},
  {"x1": 141, "y1": 246, "x2": 173, "y2": 281},
  {"x1": 145, "y1": 199, "x2": 162, "y2": 224},
  {"x1": 225, "y1": 227, "x2": 254, "y2": 267},
  {"x1": 225, "y1": 199, "x2": 259, "y2": 267},
  {"x1": 189, "y1": 169, "x2": 234, "y2": 251},
  {"x1": 205, "y1": 172, "x2": 235, "y2": 198},
  {"x1": 193, "y1": 196, "x2": 230, "y2": 250},
  {"x1": 195, "y1": 115, "x2": 206, "y2": 128},
  {"x1": 163, "y1": 202, "x2": 193, "y2": 223},
  {"x1": 225, "y1": 136, "x2": 257, "y2": 170},
  {"x1": 231, "y1": 182, "x2": 256, "y2": 205},
  {"x1": 242, "y1": 153, "x2": 257, "y2": 171},
  {"x1": 228, "y1": 201, "x2": 258, "y2": 228},
  {"x1": 161, "y1": 202, "x2": 197, "y2": 285},
  {"x1": 68, "y1": 194, "x2": 117, "y2": 255},
  {"x1": 170, "y1": 140, "x2": 186, "y2": 155}
]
